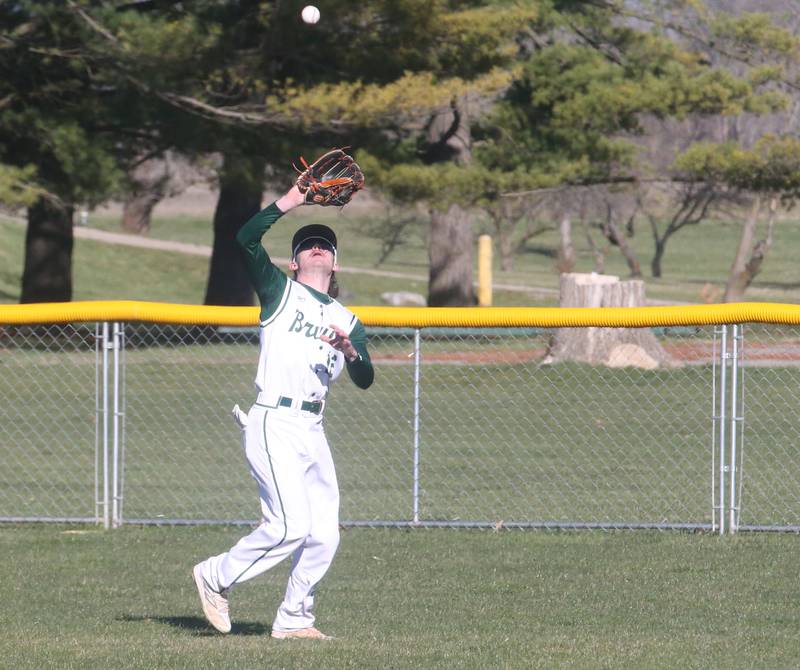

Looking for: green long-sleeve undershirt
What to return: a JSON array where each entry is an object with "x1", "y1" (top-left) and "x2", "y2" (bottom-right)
[{"x1": 235, "y1": 202, "x2": 374, "y2": 389}]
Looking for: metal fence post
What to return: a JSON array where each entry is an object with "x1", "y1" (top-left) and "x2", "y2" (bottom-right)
[
  {"x1": 729, "y1": 324, "x2": 738, "y2": 534},
  {"x1": 412, "y1": 328, "x2": 421, "y2": 525},
  {"x1": 729, "y1": 324, "x2": 745, "y2": 534},
  {"x1": 94, "y1": 323, "x2": 102, "y2": 525},
  {"x1": 119, "y1": 322, "x2": 127, "y2": 526},
  {"x1": 101, "y1": 322, "x2": 111, "y2": 530},
  {"x1": 713, "y1": 324, "x2": 746, "y2": 536},
  {"x1": 111, "y1": 322, "x2": 123, "y2": 529},
  {"x1": 711, "y1": 326, "x2": 717, "y2": 533},
  {"x1": 716, "y1": 325, "x2": 728, "y2": 535}
]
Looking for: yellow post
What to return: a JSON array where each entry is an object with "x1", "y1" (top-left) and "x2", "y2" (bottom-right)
[{"x1": 477, "y1": 234, "x2": 493, "y2": 307}]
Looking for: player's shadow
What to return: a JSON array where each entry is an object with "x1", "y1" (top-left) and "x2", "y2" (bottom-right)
[{"x1": 119, "y1": 614, "x2": 268, "y2": 636}]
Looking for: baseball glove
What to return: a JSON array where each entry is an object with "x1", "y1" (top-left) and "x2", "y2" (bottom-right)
[{"x1": 294, "y1": 148, "x2": 365, "y2": 207}]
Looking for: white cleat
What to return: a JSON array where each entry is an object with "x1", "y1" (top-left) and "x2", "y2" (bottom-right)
[
  {"x1": 192, "y1": 564, "x2": 231, "y2": 633},
  {"x1": 271, "y1": 626, "x2": 333, "y2": 640}
]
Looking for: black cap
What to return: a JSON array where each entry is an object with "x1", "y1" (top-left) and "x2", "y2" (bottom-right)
[{"x1": 291, "y1": 224, "x2": 338, "y2": 260}]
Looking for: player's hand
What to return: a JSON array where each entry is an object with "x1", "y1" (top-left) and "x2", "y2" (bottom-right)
[
  {"x1": 322, "y1": 325, "x2": 359, "y2": 362},
  {"x1": 275, "y1": 184, "x2": 306, "y2": 213}
]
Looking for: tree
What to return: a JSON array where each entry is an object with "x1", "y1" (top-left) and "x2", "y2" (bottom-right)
[
  {"x1": 614, "y1": 1, "x2": 800, "y2": 278},
  {"x1": 424, "y1": 102, "x2": 476, "y2": 305},
  {"x1": 73, "y1": 1, "x2": 265, "y2": 305},
  {"x1": 0, "y1": 1, "x2": 260, "y2": 303},
  {"x1": 291, "y1": 3, "x2": 539, "y2": 305},
  {"x1": 204, "y1": 152, "x2": 264, "y2": 306},
  {"x1": 0, "y1": 1, "x2": 225, "y2": 302},
  {"x1": 45, "y1": 1, "x2": 532, "y2": 307},
  {"x1": 362, "y1": 0, "x2": 790, "y2": 299},
  {"x1": 341, "y1": 3, "x2": 545, "y2": 305},
  {"x1": 488, "y1": 192, "x2": 552, "y2": 273},
  {"x1": 470, "y1": 1, "x2": 790, "y2": 283},
  {"x1": 0, "y1": 2, "x2": 133, "y2": 302},
  {"x1": 674, "y1": 135, "x2": 800, "y2": 301},
  {"x1": 642, "y1": 180, "x2": 721, "y2": 278}
]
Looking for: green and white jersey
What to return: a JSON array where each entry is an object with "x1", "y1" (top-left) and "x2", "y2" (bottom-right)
[
  {"x1": 236, "y1": 203, "x2": 374, "y2": 410},
  {"x1": 256, "y1": 279, "x2": 362, "y2": 405}
]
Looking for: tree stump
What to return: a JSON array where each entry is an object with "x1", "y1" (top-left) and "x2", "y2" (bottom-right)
[{"x1": 544, "y1": 273, "x2": 673, "y2": 369}]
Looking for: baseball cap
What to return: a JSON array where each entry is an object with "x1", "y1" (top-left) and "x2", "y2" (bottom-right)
[{"x1": 291, "y1": 224, "x2": 338, "y2": 261}]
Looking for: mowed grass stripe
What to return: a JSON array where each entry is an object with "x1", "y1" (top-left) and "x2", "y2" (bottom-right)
[{"x1": 1, "y1": 525, "x2": 800, "y2": 669}]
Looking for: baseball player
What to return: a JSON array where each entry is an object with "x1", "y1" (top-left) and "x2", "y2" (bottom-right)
[{"x1": 192, "y1": 151, "x2": 372, "y2": 640}]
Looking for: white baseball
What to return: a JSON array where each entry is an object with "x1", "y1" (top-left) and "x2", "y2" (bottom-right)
[{"x1": 301, "y1": 5, "x2": 320, "y2": 24}]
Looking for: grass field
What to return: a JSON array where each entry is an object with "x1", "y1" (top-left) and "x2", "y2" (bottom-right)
[
  {"x1": 3, "y1": 203, "x2": 800, "y2": 306},
  {"x1": 3, "y1": 524, "x2": 800, "y2": 669}
]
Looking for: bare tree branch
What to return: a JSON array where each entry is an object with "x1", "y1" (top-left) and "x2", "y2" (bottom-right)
[
  {"x1": 67, "y1": 1, "x2": 120, "y2": 46},
  {"x1": 581, "y1": 0, "x2": 800, "y2": 92}
]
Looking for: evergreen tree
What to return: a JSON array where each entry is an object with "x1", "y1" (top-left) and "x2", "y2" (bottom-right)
[
  {"x1": 3, "y1": 0, "x2": 533, "y2": 305},
  {"x1": 0, "y1": 2, "x2": 130, "y2": 301}
]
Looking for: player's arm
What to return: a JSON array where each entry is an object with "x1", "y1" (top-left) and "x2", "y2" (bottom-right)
[
  {"x1": 322, "y1": 321, "x2": 374, "y2": 389},
  {"x1": 235, "y1": 187, "x2": 304, "y2": 317},
  {"x1": 321, "y1": 320, "x2": 374, "y2": 389},
  {"x1": 345, "y1": 320, "x2": 374, "y2": 390}
]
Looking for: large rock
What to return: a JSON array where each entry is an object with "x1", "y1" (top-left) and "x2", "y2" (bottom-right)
[{"x1": 381, "y1": 291, "x2": 427, "y2": 306}]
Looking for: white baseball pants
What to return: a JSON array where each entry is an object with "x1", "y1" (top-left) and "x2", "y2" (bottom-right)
[{"x1": 197, "y1": 403, "x2": 340, "y2": 631}]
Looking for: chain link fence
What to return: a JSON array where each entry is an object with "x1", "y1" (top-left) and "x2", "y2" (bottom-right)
[
  {"x1": 2, "y1": 319, "x2": 800, "y2": 531},
  {"x1": 0, "y1": 324, "x2": 99, "y2": 522},
  {"x1": 729, "y1": 324, "x2": 800, "y2": 530}
]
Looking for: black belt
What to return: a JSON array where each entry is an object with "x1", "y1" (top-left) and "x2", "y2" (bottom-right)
[{"x1": 278, "y1": 396, "x2": 323, "y2": 415}]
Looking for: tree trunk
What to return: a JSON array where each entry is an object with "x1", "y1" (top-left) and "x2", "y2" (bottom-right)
[
  {"x1": 724, "y1": 196, "x2": 762, "y2": 303},
  {"x1": 557, "y1": 215, "x2": 576, "y2": 273},
  {"x1": 498, "y1": 226, "x2": 514, "y2": 272},
  {"x1": 425, "y1": 101, "x2": 475, "y2": 306},
  {"x1": 604, "y1": 219, "x2": 641, "y2": 277},
  {"x1": 581, "y1": 219, "x2": 604, "y2": 273},
  {"x1": 428, "y1": 204, "x2": 476, "y2": 306},
  {"x1": 121, "y1": 190, "x2": 163, "y2": 235},
  {"x1": 545, "y1": 273, "x2": 673, "y2": 368},
  {"x1": 651, "y1": 238, "x2": 665, "y2": 278},
  {"x1": 121, "y1": 154, "x2": 172, "y2": 235},
  {"x1": 121, "y1": 151, "x2": 208, "y2": 234},
  {"x1": 740, "y1": 198, "x2": 777, "y2": 287},
  {"x1": 20, "y1": 197, "x2": 74, "y2": 303},
  {"x1": 203, "y1": 153, "x2": 263, "y2": 306}
]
